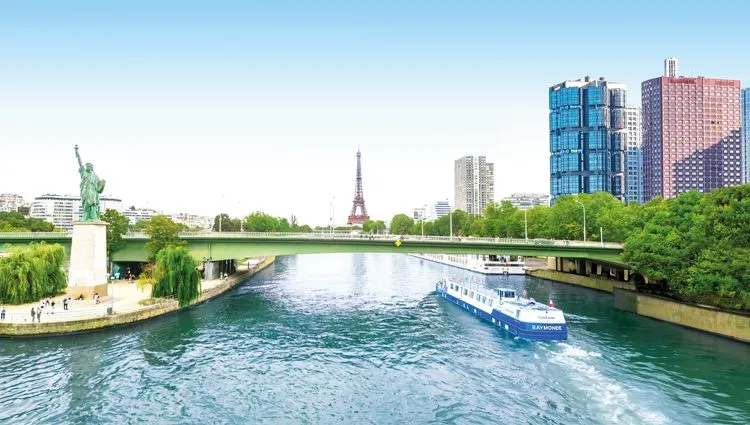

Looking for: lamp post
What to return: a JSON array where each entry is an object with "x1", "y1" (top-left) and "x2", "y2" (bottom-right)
[
  {"x1": 449, "y1": 202, "x2": 453, "y2": 241},
  {"x1": 524, "y1": 209, "x2": 528, "y2": 241},
  {"x1": 421, "y1": 204, "x2": 426, "y2": 238},
  {"x1": 329, "y1": 197, "x2": 335, "y2": 235},
  {"x1": 575, "y1": 199, "x2": 586, "y2": 242}
]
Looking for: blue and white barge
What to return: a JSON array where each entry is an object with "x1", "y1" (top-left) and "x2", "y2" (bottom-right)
[{"x1": 435, "y1": 277, "x2": 567, "y2": 341}]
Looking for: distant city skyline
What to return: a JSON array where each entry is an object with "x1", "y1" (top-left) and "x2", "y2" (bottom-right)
[{"x1": 2, "y1": 1, "x2": 750, "y2": 224}]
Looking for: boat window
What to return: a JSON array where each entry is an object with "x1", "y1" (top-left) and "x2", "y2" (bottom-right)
[
  {"x1": 504, "y1": 291, "x2": 515, "y2": 298},
  {"x1": 481, "y1": 296, "x2": 487, "y2": 304},
  {"x1": 469, "y1": 291, "x2": 474, "y2": 298},
  {"x1": 463, "y1": 289, "x2": 468, "y2": 296},
  {"x1": 488, "y1": 300, "x2": 494, "y2": 307},
  {"x1": 476, "y1": 294, "x2": 480, "y2": 301}
]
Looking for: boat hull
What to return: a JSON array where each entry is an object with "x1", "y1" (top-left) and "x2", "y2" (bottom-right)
[
  {"x1": 436, "y1": 285, "x2": 567, "y2": 341},
  {"x1": 411, "y1": 254, "x2": 525, "y2": 275}
]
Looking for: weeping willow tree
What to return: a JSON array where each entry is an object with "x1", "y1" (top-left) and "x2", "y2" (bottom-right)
[
  {"x1": 152, "y1": 246, "x2": 201, "y2": 307},
  {"x1": 0, "y1": 243, "x2": 67, "y2": 304}
]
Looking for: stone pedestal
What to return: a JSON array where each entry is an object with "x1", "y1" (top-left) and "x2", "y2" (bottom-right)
[{"x1": 66, "y1": 221, "x2": 109, "y2": 300}]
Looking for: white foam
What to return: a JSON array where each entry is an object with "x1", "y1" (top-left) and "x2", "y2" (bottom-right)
[{"x1": 550, "y1": 344, "x2": 668, "y2": 425}]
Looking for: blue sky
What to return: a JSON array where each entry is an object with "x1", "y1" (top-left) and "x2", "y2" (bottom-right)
[{"x1": 1, "y1": 0, "x2": 748, "y2": 225}]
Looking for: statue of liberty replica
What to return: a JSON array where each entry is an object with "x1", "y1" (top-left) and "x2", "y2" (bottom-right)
[{"x1": 75, "y1": 144, "x2": 106, "y2": 221}]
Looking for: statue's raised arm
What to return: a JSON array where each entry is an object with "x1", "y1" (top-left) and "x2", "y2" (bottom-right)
[{"x1": 75, "y1": 144, "x2": 84, "y2": 174}]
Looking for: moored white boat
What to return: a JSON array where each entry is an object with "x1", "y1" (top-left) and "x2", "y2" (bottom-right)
[
  {"x1": 435, "y1": 277, "x2": 567, "y2": 341},
  {"x1": 410, "y1": 253, "x2": 526, "y2": 275}
]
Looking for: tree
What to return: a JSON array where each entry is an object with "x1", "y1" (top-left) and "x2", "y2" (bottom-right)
[
  {"x1": 244, "y1": 211, "x2": 278, "y2": 232},
  {"x1": 101, "y1": 209, "x2": 129, "y2": 260},
  {"x1": 389, "y1": 214, "x2": 414, "y2": 235},
  {"x1": 145, "y1": 215, "x2": 187, "y2": 262},
  {"x1": 213, "y1": 213, "x2": 241, "y2": 232},
  {"x1": 151, "y1": 245, "x2": 201, "y2": 307},
  {"x1": 0, "y1": 243, "x2": 67, "y2": 304},
  {"x1": 363, "y1": 219, "x2": 386, "y2": 234},
  {"x1": 129, "y1": 219, "x2": 151, "y2": 232},
  {"x1": 0, "y1": 211, "x2": 55, "y2": 232}
]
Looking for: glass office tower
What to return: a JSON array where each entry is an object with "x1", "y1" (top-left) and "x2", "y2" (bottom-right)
[{"x1": 549, "y1": 77, "x2": 627, "y2": 203}]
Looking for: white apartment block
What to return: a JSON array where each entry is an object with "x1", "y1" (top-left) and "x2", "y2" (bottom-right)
[
  {"x1": 454, "y1": 156, "x2": 494, "y2": 215},
  {"x1": 502, "y1": 193, "x2": 550, "y2": 210},
  {"x1": 171, "y1": 213, "x2": 212, "y2": 229},
  {"x1": 123, "y1": 208, "x2": 157, "y2": 225},
  {"x1": 29, "y1": 194, "x2": 123, "y2": 230},
  {"x1": 0, "y1": 193, "x2": 26, "y2": 212},
  {"x1": 625, "y1": 106, "x2": 644, "y2": 204}
]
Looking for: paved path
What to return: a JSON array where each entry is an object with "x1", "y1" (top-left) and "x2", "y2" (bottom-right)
[{"x1": 0, "y1": 258, "x2": 264, "y2": 324}]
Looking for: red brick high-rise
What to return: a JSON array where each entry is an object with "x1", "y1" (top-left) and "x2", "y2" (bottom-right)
[{"x1": 642, "y1": 68, "x2": 742, "y2": 201}]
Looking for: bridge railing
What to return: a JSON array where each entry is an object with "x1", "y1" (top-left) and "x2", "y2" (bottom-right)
[
  {"x1": 118, "y1": 231, "x2": 622, "y2": 248},
  {"x1": 0, "y1": 232, "x2": 71, "y2": 239}
]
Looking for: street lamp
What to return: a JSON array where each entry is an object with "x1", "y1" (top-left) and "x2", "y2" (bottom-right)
[
  {"x1": 329, "y1": 196, "x2": 335, "y2": 235},
  {"x1": 421, "y1": 204, "x2": 426, "y2": 238},
  {"x1": 575, "y1": 199, "x2": 586, "y2": 242},
  {"x1": 524, "y1": 209, "x2": 528, "y2": 241},
  {"x1": 448, "y1": 199, "x2": 453, "y2": 241}
]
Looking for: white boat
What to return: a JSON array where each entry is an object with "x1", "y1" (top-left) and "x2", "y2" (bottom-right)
[
  {"x1": 435, "y1": 277, "x2": 568, "y2": 341},
  {"x1": 410, "y1": 253, "x2": 526, "y2": 275}
]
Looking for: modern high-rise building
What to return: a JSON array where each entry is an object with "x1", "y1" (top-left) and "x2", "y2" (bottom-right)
[
  {"x1": 30, "y1": 194, "x2": 123, "y2": 230},
  {"x1": 549, "y1": 76, "x2": 627, "y2": 203},
  {"x1": 625, "y1": 106, "x2": 644, "y2": 204},
  {"x1": 742, "y1": 88, "x2": 750, "y2": 183},
  {"x1": 642, "y1": 64, "x2": 742, "y2": 201},
  {"x1": 664, "y1": 57, "x2": 679, "y2": 78},
  {"x1": 454, "y1": 156, "x2": 494, "y2": 215},
  {"x1": 502, "y1": 193, "x2": 550, "y2": 210}
]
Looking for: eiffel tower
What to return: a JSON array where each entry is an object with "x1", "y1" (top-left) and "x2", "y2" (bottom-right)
[{"x1": 347, "y1": 149, "x2": 370, "y2": 225}]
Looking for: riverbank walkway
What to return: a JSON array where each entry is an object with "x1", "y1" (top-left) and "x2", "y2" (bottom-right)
[{"x1": 0, "y1": 257, "x2": 269, "y2": 327}]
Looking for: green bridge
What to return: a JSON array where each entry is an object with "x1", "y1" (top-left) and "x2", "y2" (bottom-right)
[{"x1": 0, "y1": 232, "x2": 625, "y2": 266}]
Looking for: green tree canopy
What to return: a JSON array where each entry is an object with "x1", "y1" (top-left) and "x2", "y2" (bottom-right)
[
  {"x1": 0, "y1": 211, "x2": 55, "y2": 232},
  {"x1": 213, "y1": 213, "x2": 242, "y2": 232},
  {"x1": 145, "y1": 215, "x2": 187, "y2": 262},
  {"x1": 0, "y1": 243, "x2": 67, "y2": 304},
  {"x1": 389, "y1": 214, "x2": 414, "y2": 235},
  {"x1": 151, "y1": 245, "x2": 201, "y2": 307},
  {"x1": 101, "y1": 209, "x2": 129, "y2": 260},
  {"x1": 363, "y1": 220, "x2": 386, "y2": 234}
]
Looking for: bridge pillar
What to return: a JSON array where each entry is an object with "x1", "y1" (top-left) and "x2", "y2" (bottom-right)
[{"x1": 204, "y1": 262, "x2": 220, "y2": 280}]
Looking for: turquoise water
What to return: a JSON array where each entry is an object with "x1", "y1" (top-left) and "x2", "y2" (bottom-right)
[{"x1": 1, "y1": 254, "x2": 749, "y2": 424}]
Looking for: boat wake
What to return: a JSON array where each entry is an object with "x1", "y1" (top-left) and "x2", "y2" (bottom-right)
[
  {"x1": 549, "y1": 343, "x2": 668, "y2": 425},
  {"x1": 562, "y1": 313, "x2": 599, "y2": 323}
]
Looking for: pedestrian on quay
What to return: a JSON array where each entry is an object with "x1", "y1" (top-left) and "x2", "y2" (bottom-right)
[
  {"x1": 36, "y1": 307, "x2": 41, "y2": 323},
  {"x1": 0, "y1": 306, "x2": 6, "y2": 321},
  {"x1": 30, "y1": 306, "x2": 36, "y2": 323},
  {"x1": 51, "y1": 300, "x2": 56, "y2": 315},
  {"x1": 63, "y1": 297, "x2": 69, "y2": 311}
]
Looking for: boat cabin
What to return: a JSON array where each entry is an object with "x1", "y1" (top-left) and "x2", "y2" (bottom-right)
[{"x1": 495, "y1": 288, "x2": 517, "y2": 301}]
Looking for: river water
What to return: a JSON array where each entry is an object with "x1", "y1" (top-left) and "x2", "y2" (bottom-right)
[{"x1": 1, "y1": 254, "x2": 749, "y2": 424}]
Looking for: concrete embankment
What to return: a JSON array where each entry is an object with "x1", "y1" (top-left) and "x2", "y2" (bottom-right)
[
  {"x1": 613, "y1": 288, "x2": 750, "y2": 343},
  {"x1": 528, "y1": 269, "x2": 635, "y2": 293},
  {"x1": 529, "y1": 267, "x2": 750, "y2": 343},
  {"x1": 0, "y1": 256, "x2": 275, "y2": 337}
]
